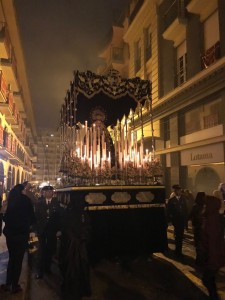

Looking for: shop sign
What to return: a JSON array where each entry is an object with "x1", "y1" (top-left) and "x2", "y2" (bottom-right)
[{"x1": 181, "y1": 143, "x2": 224, "y2": 166}]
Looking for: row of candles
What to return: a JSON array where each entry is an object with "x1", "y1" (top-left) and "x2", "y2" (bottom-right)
[{"x1": 61, "y1": 119, "x2": 154, "y2": 172}]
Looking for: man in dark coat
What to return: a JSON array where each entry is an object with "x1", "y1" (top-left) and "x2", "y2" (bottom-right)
[
  {"x1": 167, "y1": 184, "x2": 188, "y2": 257},
  {"x1": 34, "y1": 185, "x2": 62, "y2": 279}
]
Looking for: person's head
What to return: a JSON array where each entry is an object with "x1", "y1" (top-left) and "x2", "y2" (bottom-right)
[
  {"x1": 218, "y1": 183, "x2": 225, "y2": 201},
  {"x1": 218, "y1": 183, "x2": 225, "y2": 193},
  {"x1": 7, "y1": 184, "x2": 25, "y2": 207},
  {"x1": 195, "y1": 192, "x2": 206, "y2": 206},
  {"x1": 205, "y1": 195, "x2": 221, "y2": 216},
  {"x1": 22, "y1": 181, "x2": 31, "y2": 191},
  {"x1": 42, "y1": 185, "x2": 54, "y2": 198},
  {"x1": 172, "y1": 184, "x2": 182, "y2": 196}
]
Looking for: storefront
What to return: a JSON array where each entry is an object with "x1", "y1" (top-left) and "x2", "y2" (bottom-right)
[{"x1": 181, "y1": 143, "x2": 225, "y2": 195}]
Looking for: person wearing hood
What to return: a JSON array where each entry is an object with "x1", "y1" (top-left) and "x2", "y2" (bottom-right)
[
  {"x1": 212, "y1": 183, "x2": 225, "y2": 215},
  {"x1": 1, "y1": 184, "x2": 35, "y2": 294},
  {"x1": 189, "y1": 192, "x2": 206, "y2": 266},
  {"x1": 200, "y1": 195, "x2": 225, "y2": 300}
]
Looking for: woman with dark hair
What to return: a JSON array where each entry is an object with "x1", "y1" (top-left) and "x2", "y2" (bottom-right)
[
  {"x1": 1, "y1": 184, "x2": 35, "y2": 294},
  {"x1": 190, "y1": 192, "x2": 206, "y2": 266}
]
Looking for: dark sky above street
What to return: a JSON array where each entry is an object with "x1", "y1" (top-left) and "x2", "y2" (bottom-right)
[{"x1": 14, "y1": 0, "x2": 129, "y2": 130}]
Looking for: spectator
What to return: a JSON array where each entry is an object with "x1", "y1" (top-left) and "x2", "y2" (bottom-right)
[
  {"x1": 22, "y1": 181, "x2": 38, "y2": 207},
  {"x1": 35, "y1": 185, "x2": 62, "y2": 279},
  {"x1": 167, "y1": 184, "x2": 188, "y2": 258},
  {"x1": 189, "y1": 192, "x2": 206, "y2": 266},
  {"x1": 200, "y1": 195, "x2": 225, "y2": 300},
  {"x1": 183, "y1": 189, "x2": 195, "y2": 230},
  {"x1": 212, "y1": 183, "x2": 225, "y2": 215},
  {"x1": 1, "y1": 184, "x2": 35, "y2": 294}
]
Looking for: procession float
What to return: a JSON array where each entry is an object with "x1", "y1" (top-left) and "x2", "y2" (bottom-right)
[{"x1": 56, "y1": 69, "x2": 168, "y2": 262}]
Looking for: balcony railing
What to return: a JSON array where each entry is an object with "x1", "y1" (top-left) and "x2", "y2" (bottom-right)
[
  {"x1": 0, "y1": 70, "x2": 7, "y2": 101},
  {"x1": 201, "y1": 41, "x2": 220, "y2": 69},
  {"x1": 204, "y1": 113, "x2": 219, "y2": 129}
]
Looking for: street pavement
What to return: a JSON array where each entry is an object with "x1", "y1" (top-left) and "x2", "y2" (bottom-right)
[
  {"x1": 0, "y1": 223, "x2": 225, "y2": 299},
  {"x1": 0, "y1": 234, "x2": 29, "y2": 300}
]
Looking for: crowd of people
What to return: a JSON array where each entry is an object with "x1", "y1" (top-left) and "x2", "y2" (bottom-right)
[
  {"x1": 0, "y1": 181, "x2": 224, "y2": 299},
  {"x1": 0, "y1": 182, "x2": 90, "y2": 299},
  {"x1": 167, "y1": 184, "x2": 225, "y2": 300}
]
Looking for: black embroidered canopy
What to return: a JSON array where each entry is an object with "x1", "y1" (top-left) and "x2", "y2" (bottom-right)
[{"x1": 60, "y1": 69, "x2": 151, "y2": 127}]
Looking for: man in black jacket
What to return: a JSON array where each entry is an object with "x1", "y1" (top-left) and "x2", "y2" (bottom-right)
[
  {"x1": 167, "y1": 184, "x2": 188, "y2": 258},
  {"x1": 35, "y1": 185, "x2": 62, "y2": 279}
]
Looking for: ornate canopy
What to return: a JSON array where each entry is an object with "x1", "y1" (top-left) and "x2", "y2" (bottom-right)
[
  {"x1": 74, "y1": 69, "x2": 151, "y2": 101},
  {"x1": 60, "y1": 69, "x2": 151, "y2": 127}
]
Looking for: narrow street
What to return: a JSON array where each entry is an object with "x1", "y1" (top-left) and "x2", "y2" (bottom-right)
[
  {"x1": 1, "y1": 225, "x2": 225, "y2": 299},
  {"x1": 26, "y1": 226, "x2": 225, "y2": 300}
]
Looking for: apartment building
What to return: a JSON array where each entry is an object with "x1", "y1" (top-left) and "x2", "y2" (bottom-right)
[
  {"x1": 0, "y1": 0, "x2": 37, "y2": 198},
  {"x1": 98, "y1": 0, "x2": 225, "y2": 196},
  {"x1": 33, "y1": 129, "x2": 61, "y2": 187}
]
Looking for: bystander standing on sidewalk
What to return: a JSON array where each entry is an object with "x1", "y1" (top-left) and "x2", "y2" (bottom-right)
[
  {"x1": 189, "y1": 192, "x2": 206, "y2": 266},
  {"x1": 35, "y1": 185, "x2": 62, "y2": 279},
  {"x1": 0, "y1": 184, "x2": 35, "y2": 294},
  {"x1": 167, "y1": 184, "x2": 188, "y2": 258},
  {"x1": 200, "y1": 195, "x2": 225, "y2": 300}
]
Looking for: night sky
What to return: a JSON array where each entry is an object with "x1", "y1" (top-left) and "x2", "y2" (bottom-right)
[{"x1": 14, "y1": 0, "x2": 129, "y2": 130}]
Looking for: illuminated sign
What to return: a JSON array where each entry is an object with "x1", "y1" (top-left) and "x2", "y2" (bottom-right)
[{"x1": 181, "y1": 143, "x2": 224, "y2": 165}]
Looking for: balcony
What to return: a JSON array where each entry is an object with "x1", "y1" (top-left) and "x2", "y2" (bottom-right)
[
  {"x1": 13, "y1": 90, "x2": 26, "y2": 113},
  {"x1": 0, "y1": 50, "x2": 20, "y2": 92},
  {"x1": 0, "y1": 70, "x2": 8, "y2": 103},
  {"x1": 187, "y1": 0, "x2": 217, "y2": 22},
  {"x1": 0, "y1": 92, "x2": 14, "y2": 118},
  {"x1": 8, "y1": 105, "x2": 20, "y2": 125},
  {"x1": 162, "y1": 1, "x2": 189, "y2": 47},
  {"x1": 201, "y1": 41, "x2": 220, "y2": 69},
  {"x1": 0, "y1": 24, "x2": 10, "y2": 59},
  {"x1": 204, "y1": 113, "x2": 219, "y2": 129}
]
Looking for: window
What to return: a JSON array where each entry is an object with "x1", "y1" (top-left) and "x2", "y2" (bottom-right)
[
  {"x1": 185, "y1": 99, "x2": 221, "y2": 134},
  {"x1": 164, "y1": 118, "x2": 170, "y2": 141},
  {"x1": 134, "y1": 40, "x2": 141, "y2": 73},
  {"x1": 144, "y1": 27, "x2": 152, "y2": 62},
  {"x1": 176, "y1": 41, "x2": 187, "y2": 86},
  {"x1": 185, "y1": 107, "x2": 202, "y2": 134},
  {"x1": 201, "y1": 10, "x2": 220, "y2": 68},
  {"x1": 203, "y1": 99, "x2": 221, "y2": 128},
  {"x1": 111, "y1": 47, "x2": 124, "y2": 63}
]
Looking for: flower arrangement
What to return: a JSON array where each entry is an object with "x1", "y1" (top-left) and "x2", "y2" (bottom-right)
[{"x1": 64, "y1": 153, "x2": 163, "y2": 186}]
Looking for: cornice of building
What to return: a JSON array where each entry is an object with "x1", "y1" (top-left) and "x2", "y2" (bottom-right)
[{"x1": 156, "y1": 134, "x2": 225, "y2": 155}]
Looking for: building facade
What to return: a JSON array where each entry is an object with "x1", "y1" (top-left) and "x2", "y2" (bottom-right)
[
  {"x1": 156, "y1": 0, "x2": 225, "y2": 196},
  {"x1": 98, "y1": 0, "x2": 225, "y2": 197},
  {"x1": 0, "y1": 0, "x2": 37, "y2": 199},
  {"x1": 33, "y1": 129, "x2": 60, "y2": 187}
]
